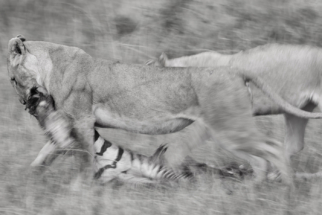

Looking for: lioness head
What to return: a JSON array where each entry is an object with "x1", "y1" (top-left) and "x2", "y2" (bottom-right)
[{"x1": 7, "y1": 35, "x2": 41, "y2": 105}]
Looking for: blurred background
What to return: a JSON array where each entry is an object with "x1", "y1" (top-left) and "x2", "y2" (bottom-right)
[
  {"x1": 2, "y1": 0, "x2": 322, "y2": 63},
  {"x1": 2, "y1": 0, "x2": 322, "y2": 214}
]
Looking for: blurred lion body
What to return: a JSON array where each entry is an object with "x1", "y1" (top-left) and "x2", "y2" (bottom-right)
[
  {"x1": 8, "y1": 36, "x2": 322, "y2": 183},
  {"x1": 156, "y1": 45, "x2": 322, "y2": 176}
]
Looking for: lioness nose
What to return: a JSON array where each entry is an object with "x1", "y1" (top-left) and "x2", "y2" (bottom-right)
[{"x1": 19, "y1": 98, "x2": 26, "y2": 105}]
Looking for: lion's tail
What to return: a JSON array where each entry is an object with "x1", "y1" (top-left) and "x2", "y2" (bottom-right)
[{"x1": 244, "y1": 72, "x2": 322, "y2": 119}]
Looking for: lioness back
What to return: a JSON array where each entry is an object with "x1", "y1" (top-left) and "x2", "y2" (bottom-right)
[
  {"x1": 158, "y1": 51, "x2": 232, "y2": 67},
  {"x1": 89, "y1": 62, "x2": 220, "y2": 122}
]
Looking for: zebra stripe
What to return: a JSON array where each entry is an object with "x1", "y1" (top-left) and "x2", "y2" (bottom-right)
[
  {"x1": 95, "y1": 139, "x2": 112, "y2": 156},
  {"x1": 138, "y1": 160, "x2": 189, "y2": 182},
  {"x1": 94, "y1": 130, "x2": 100, "y2": 142},
  {"x1": 94, "y1": 145, "x2": 124, "y2": 179},
  {"x1": 92, "y1": 135, "x2": 192, "y2": 183}
]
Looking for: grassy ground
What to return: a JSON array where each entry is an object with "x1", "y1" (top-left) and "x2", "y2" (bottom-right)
[{"x1": 2, "y1": 0, "x2": 322, "y2": 214}]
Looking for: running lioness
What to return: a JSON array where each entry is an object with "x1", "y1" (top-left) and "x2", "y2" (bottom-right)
[
  {"x1": 152, "y1": 48, "x2": 322, "y2": 173},
  {"x1": 7, "y1": 36, "x2": 322, "y2": 183}
]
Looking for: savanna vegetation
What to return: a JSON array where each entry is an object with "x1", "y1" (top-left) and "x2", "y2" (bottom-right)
[{"x1": 1, "y1": 0, "x2": 322, "y2": 214}]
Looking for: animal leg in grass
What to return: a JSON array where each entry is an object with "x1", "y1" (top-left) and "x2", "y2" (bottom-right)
[
  {"x1": 72, "y1": 118, "x2": 95, "y2": 180},
  {"x1": 161, "y1": 121, "x2": 211, "y2": 169},
  {"x1": 31, "y1": 141, "x2": 58, "y2": 167},
  {"x1": 283, "y1": 103, "x2": 316, "y2": 167}
]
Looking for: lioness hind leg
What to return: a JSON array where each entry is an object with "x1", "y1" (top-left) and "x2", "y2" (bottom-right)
[
  {"x1": 283, "y1": 103, "x2": 316, "y2": 167},
  {"x1": 200, "y1": 78, "x2": 290, "y2": 183},
  {"x1": 161, "y1": 121, "x2": 212, "y2": 169}
]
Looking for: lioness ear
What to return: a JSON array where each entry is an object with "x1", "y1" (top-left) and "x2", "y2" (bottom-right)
[
  {"x1": 8, "y1": 36, "x2": 26, "y2": 56},
  {"x1": 159, "y1": 52, "x2": 168, "y2": 67},
  {"x1": 16, "y1": 35, "x2": 26, "y2": 42}
]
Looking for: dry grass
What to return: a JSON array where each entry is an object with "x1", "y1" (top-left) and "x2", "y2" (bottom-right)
[{"x1": 2, "y1": 0, "x2": 322, "y2": 214}]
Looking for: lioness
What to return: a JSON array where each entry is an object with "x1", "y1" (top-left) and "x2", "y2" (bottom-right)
[
  {"x1": 152, "y1": 49, "x2": 322, "y2": 173},
  {"x1": 27, "y1": 86, "x2": 251, "y2": 183},
  {"x1": 8, "y1": 36, "x2": 322, "y2": 183}
]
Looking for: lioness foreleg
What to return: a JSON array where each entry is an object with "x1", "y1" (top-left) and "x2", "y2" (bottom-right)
[
  {"x1": 31, "y1": 140, "x2": 59, "y2": 167},
  {"x1": 26, "y1": 87, "x2": 77, "y2": 168},
  {"x1": 59, "y1": 88, "x2": 96, "y2": 182},
  {"x1": 71, "y1": 117, "x2": 95, "y2": 178}
]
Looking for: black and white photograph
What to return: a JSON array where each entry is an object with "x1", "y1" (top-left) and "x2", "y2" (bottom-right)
[{"x1": 1, "y1": 0, "x2": 322, "y2": 214}]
